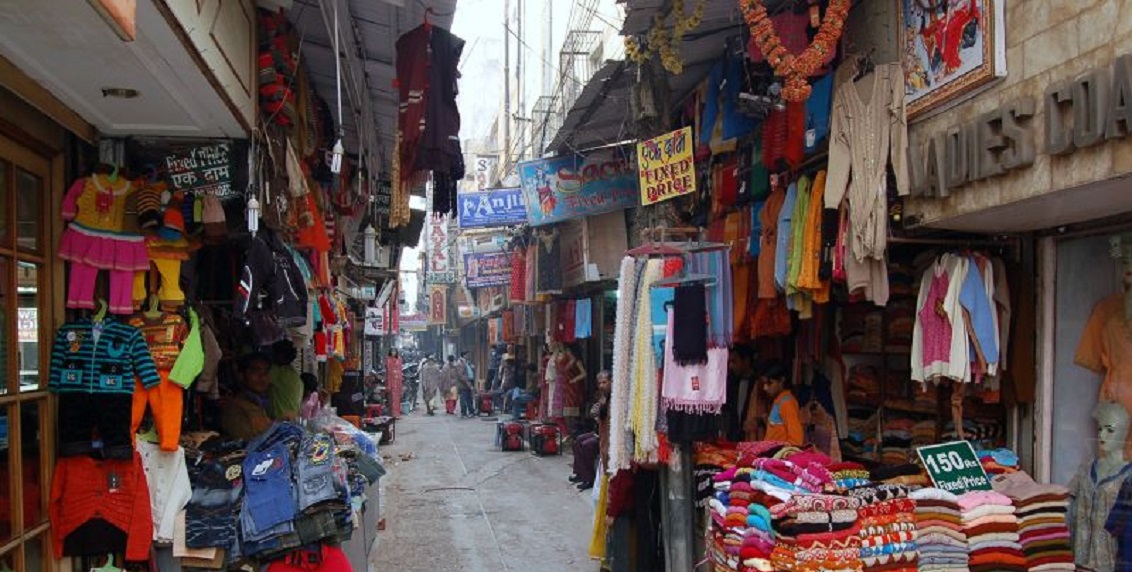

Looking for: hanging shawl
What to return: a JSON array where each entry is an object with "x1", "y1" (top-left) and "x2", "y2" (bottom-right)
[
  {"x1": 609, "y1": 257, "x2": 641, "y2": 473},
  {"x1": 662, "y1": 310, "x2": 729, "y2": 414},
  {"x1": 688, "y1": 250, "x2": 733, "y2": 347},
  {"x1": 672, "y1": 283, "x2": 709, "y2": 366},
  {"x1": 509, "y1": 248, "x2": 526, "y2": 302},
  {"x1": 630, "y1": 260, "x2": 664, "y2": 463}
]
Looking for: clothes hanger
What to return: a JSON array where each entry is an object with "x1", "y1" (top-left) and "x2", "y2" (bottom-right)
[
  {"x1": 90, "y1": 553, "x2": 124, "y2": 572},
  {"x1": 93, "y1": 299, "x2": 108, "y2": 323},
  {"x1": 137, "y1": 424, "x2": 160, "y2": 445},
  {"x1": 423, "y1": 7, "x2": 433, "y2": 32},
  {"x1": 652, "y1": 273, "x2": 717, "y2": 289},
  {"x1": 145, "y1": 294, "x2": 162, "y2": 319}
]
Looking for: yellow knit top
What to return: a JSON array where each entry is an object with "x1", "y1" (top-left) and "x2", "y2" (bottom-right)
[{"x1": 64, "y1": 174, "x2": 136, "y2": 232}]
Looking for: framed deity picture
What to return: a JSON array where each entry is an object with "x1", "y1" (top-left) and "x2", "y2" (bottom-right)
[{"x1": 899, "y1": 0, "x2": 1007, "y2": 118}]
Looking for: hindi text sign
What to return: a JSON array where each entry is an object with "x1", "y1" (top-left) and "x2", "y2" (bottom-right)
[
  {"x1": 637, "y1": 127, "x2": 696, "y2": 205},
  {"x1": 165, "y1": 143, "x2": 235, "y2": 198}
]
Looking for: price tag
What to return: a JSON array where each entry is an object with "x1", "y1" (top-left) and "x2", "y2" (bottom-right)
[
  {"x1": 915, "y1": 441, "x2": 992, "y2": 493},
  {"x1": 107, "y1": 471, "x2": 121, "y2": 494}
]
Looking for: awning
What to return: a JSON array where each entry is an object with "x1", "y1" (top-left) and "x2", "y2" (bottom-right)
[
  {"x1": 549, "y1": 1, "x2": 758, "y2": 155},
  {"x1": 289, "y1": 0, "x2": 457, "y2": 174}
]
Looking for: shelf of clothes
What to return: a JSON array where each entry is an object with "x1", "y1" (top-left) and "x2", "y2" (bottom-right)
[
  {"x1": 51, "y1": 420, "x2": 385, "y2": 570},
  {"x1": 696, "y1": 441, "x2": 1071, "y2": 572}
]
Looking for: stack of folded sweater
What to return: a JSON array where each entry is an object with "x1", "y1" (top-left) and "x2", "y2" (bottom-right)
[
  {"x1": 959, "y1": 490, "x2": 1025, "y2": 572},
  {"x1": 771, "y1": 493, "x2": 864, "y2": 572},
  {"x1": 707, "y1": 466, "x2": 785, "y2": 572},
  {"x1": 830, "y1": 462, "x2": 871, "y2": 491},
  {"x1": 991, "y1": 472, "x2": 1074, "y2": 571},
  {"x1": 910, "y1": 488, "x2": 968, "y2": 572},
  {"x1": 847, "y1": 485, "x2": 919, "y2": 572}
]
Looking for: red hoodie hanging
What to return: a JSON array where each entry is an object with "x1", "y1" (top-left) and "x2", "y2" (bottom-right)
[{"x1": 739, "y1": 0, "x2": 850, "y2": 102}]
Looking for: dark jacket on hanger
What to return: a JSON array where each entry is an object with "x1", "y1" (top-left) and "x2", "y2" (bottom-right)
[{"x1": 235, "y1": 227, "x2": 308, "y2": 327}]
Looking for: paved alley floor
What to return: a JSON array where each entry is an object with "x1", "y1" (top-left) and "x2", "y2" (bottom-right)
[{"x1": 372, "y1": 410, "x2": 597, "y2": 572}]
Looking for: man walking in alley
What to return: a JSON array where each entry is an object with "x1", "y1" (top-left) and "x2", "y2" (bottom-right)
[
  {"x1": 420, "y1": 355, "x2": 442, "y2": 415},
  {"x1": 456, "y1": 351, "x2": 475, "y2": 417}
]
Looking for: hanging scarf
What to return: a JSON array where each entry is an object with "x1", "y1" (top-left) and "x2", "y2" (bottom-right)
[
  {"x1": 662, "y1": 311, "x2": 729, "y2": 414},
  {"x1": 609, "y1": 257, "x2": 640, "y2": 473},
  {"x1": 630, "y1": 260, "x2": 663, "y2": 463},
  {"x1": 672, "y1": 283, "x2": 709, "y2": 366},
  {"x1": 689, "y1": 250, "x2": 733, "y2": 347}
]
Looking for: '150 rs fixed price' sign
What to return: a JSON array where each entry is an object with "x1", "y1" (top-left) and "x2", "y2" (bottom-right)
[{"x1": 915, "y1": 441, "x2": 992, "y2": 494}]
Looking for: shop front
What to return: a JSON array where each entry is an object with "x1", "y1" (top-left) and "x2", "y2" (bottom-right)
[
  {"x1": 902, "y1": 3, "x2": 1132, "y2": 491},
  {"x1": 0, "y1": 0, "x2": 453, "y2": 568}
]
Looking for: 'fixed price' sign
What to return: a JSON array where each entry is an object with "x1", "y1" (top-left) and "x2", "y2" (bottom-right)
[{"x1": 915, "y1": 441, "x2": 992, "y2": 494}]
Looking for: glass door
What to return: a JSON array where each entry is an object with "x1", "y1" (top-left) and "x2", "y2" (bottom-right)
[{"x1": 0, "y1": 133, "x2": 54, "y2": 572}]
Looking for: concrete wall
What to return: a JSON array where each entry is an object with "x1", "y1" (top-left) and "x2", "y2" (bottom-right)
[{"x1": 904, "y1": 0, "x2": 1132, "y2": 229}]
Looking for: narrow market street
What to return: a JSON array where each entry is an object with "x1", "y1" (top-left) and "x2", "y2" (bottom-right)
[{"x1": 373, "y1": 411, "x2": 596, "y2": 572}]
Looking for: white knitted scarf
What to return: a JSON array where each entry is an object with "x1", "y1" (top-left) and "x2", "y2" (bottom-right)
[
  {"x1": 608, "y1": 257, "x2": 639, "y2": 473},
  {"x1": 630, "y1": 260, "x2": 663, "y2": 463}
]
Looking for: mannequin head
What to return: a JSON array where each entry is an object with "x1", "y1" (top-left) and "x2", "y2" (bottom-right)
[{"x1": 1093, "y1": 400, "x2": 1131, "y2": 460}]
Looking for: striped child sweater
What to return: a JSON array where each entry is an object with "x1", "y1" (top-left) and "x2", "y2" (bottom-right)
[{"x1": 49, "y1": 319, "x2": 160, "y2": 395}]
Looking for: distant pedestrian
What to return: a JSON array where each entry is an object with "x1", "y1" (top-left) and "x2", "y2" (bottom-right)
[
  {"x1": 456, "y1": 351, "x2": 475, "y2": 417},
  {"x1": 420, "y1": 355, "x2": 442, "y2": 416},
  {"x1": 443, "y1": 355, "x2": 460, "y2": 415}
]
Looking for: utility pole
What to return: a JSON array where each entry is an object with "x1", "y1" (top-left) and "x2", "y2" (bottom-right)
[
  {"x1": 542, "y1": 0, "x2": 552, "y2": 95},
  {"x1": 516, "y1": 0, "x2": 524, "y2": 162},
  {"x1": 503, "y1": 0, "x2": 511, "y2": 172}
]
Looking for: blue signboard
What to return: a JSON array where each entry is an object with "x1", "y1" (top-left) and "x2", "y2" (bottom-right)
[
  {"x1": 457, "y1": 187, "x2": 528, "y2": 228},
  {"x1": 517, "y1": 154, "x2": 638, "y2": 226},
  {"x1": 463, "y1": 252, "x2": 512, "y2": 289}
]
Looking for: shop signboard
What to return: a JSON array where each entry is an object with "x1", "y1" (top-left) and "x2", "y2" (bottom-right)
[
  {"x1": 426, "y1": 215, "x2": 457, "y2": 284},
  {"x1": 915, "y1": 441, "x2": 992, "y2": 493},
  {"x1": 637, "y1": 127, "x2": 696, "y2": 205},
  {"x1": 165, "y1": 142, "x2": 236, "y2": 199},
  {"x1": 457, "y1": 187, "x2": 527, "y2": 228},
  {"x1": 463, "y1": 252, "x2": 512, "y2": 289},
  {"x1": 364, "y1": 307, "x2": 385, "y2": 337},
  {"x1": 428, "y1": 286, "x2": 447, "y2": 325},
  {"x1": 373, "y1": 179, "x2": 392, "y2": 216},
  {"x1": 517, "y1": 154, "x2": 638, "y2": 226},
  {"x1": 472, "y1": 155, "x2": 498, "y2": 190},
  {"x1": 17, "y1": 307, "x2": 36, "y2": 343},
  {"x1": 401, "y1": 313, "x2": 429, "y2": 332},
  {"x1": 560, "y1": 219, "x2": 586, "y2": 287}
]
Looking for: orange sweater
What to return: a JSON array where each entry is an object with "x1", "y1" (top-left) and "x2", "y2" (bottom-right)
[{"x1": 50, "y1": 453, "x2": 153, "y2": 561}]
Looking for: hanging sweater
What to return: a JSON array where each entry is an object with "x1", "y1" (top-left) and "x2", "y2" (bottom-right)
[
  {"x1": 50, "y1": 452, "x2": 153, "y2": 561},
  {"x1": 823, "y1": 60, "x2": 909, "y2": 259}
]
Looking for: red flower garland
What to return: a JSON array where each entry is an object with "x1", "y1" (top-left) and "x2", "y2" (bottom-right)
[{"x1": 740, "y1": 0, "x2": 851, "y2": 102}]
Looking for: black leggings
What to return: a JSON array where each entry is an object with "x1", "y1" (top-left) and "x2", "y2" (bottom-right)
[{"x1": 58, "y1": 393, "x2": 135, "y2": 459}]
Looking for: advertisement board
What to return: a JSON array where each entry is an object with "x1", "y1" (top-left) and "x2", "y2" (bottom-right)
[
  {"x1": 463, "y1": 252, "x2": 512, "y2": 289},
  {"x1": 517, "y1": 154, "x2": 637, "y2": 226}
]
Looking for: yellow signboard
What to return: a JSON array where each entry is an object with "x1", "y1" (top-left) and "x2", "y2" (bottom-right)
[{"x1": 637, "y1": 126, "x2": 696, "y2": 205}]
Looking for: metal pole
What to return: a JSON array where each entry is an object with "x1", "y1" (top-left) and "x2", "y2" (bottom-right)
[{"x1": 503, "y1": 0, "x2": 511, "y2": 172}]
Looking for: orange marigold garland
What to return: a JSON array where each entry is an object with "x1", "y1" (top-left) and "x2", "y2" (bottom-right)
[{"x1": 739, "y1": 0, "x2": 851, "y2": 102}]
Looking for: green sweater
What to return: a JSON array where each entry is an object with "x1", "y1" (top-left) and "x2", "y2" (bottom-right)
[{"x1": 268, "y1": 364, "x2": 303, "y2": 420}]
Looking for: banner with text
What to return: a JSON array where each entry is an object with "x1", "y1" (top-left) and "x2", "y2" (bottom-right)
[
  {"x1": 165, "y1": 143, "x2": 236, "y2": 199},
  {"x1": 637, "y1": 127, "x2": 695, "y2": 205},
  {"x1": 457, "y1": 187, "x2": 528, "y2": 228},
  {"x1": 427, "y1": 215, "x2": 457, "y2": 284},
  {"x1": 428, "y1": 286, "x2": 448, "y2": 325},
  {"x1": 517, "y1": 154, "x2": 638, "y2": 226},
  {"x1": 463, "y1": 251, "x2": 512, "y2": 289}
]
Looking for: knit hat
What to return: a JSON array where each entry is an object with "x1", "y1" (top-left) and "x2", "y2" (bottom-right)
[
  {"x1": 202, "y1": 194, "x2": 227, "y2": 243},
  {"x1": 160, "y1": 191, "x2": 186, "y2": 240},
  {"x1": 135, "y1": 183, "x2": 165, "y2": 231}
]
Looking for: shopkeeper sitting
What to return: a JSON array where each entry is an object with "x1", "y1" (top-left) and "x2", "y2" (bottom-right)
[
  {"x1": 760, "y1": 361, "x2": 804, "y2": 446},
  {"x1": 220, "y1": 352, "x2": 274, "y2": 440}
]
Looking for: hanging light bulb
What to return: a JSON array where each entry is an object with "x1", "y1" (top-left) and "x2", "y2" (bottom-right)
[
  {"x1": 246, "y1": 196, "x2": 261, "y2": 236},
  {"x1": 364, "y1": 223, "x2": 377, "y2": 264},
  {"x1": 330, "y1": 137, "x2": 344, "y2": 174}
]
